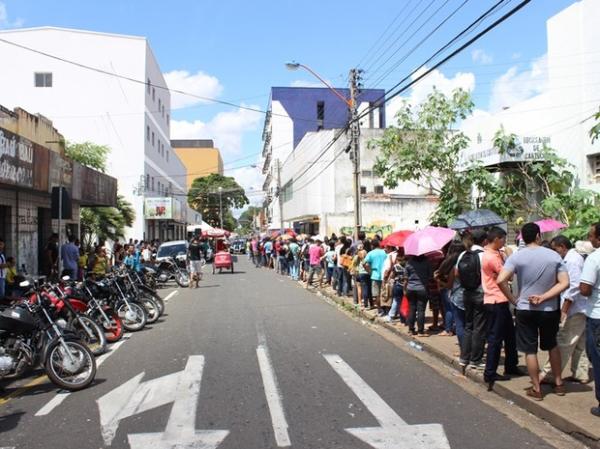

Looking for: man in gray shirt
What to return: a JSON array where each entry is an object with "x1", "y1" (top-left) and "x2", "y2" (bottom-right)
[{"x1": 497, "y1": 222, "x2": 569, "y2": 401}]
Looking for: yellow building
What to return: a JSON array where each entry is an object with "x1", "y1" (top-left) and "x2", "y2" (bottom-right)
[{"x1": 171, "y1": 139, "x2": 223, "y2": 189}]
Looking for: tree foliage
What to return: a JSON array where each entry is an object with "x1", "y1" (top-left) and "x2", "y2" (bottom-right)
[
  {"x1": 237, "y1": 206, "x2": 261, "y2": 235},
  {"x1": 187, "y1": 173, "x2": 249, "y2": 231},
  {"x1": 591, "y1": 106, "x2": 600, "y2": 143},
  {"x1": 66, "y1": 141, "x2": 135, "y2": 248}
]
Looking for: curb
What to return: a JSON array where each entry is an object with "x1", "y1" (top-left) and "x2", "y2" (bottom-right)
[{"x1": 314, "y1": 285, "x2": 600, "y2": 447}]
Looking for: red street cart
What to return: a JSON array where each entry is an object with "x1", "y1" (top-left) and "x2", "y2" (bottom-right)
[{"x1": 203, "y1": 228, "x2": 234, "y2": 274}]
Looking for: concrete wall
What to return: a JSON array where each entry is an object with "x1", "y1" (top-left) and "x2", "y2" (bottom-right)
[{"x1": 173, "y1": 147, "x2": 223, "y2": 190}]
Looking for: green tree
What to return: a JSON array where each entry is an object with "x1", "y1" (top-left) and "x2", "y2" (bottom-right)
[
  {"x1": 65, "y1": 142, "x2": 135, "y2": 249},
  {"x1": 187, "y1": 174, "x2": 248, "y2": 231},
  {"x1": 591, "y1": 106, "x2": 600, "y2": 143},
  {"x1": 370, "y1": 87, "x2": 514, "y2": 225},
  {"x1": 237, "y1": 206, "x2": 261, "y2": 235}
]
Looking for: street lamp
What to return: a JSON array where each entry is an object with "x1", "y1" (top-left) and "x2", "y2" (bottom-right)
[
  {"x1": 218, "y1": 186, "x2": 223, "y2": 229},
  {"x1": 284, "y1": 61, "x2": 361, "y2": 240}
]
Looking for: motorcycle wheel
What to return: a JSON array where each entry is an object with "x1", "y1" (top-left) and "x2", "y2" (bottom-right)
[
  {"x1": 69, "y1": 316, "x2": 108, "y2": 356},
  {"x1": 138, "y1": 295, "x2": 160, "y2": 324},
  {"x1": 117, "y1": 302, "x2": 147, "y2": 332},
  {"x1": 176, "y1": 272, "x2": 190, "y2": 288},
  {"x1": 95, "y1": 308, "x2": 124, "y2": 343},
  {"x1": 45, "y1": 340, "x2": 97, "y2": 391},
  {"x1": 151, "y1": 294, "x2": 165, "y2": 316}
]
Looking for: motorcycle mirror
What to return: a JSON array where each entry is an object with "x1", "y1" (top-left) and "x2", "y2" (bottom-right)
[
  {"x1": 19, "y1": 280, "x2": 30, "y2": 288},
  {"x1": 62, "y1": 275, "x2": 71, "y2": 281}
]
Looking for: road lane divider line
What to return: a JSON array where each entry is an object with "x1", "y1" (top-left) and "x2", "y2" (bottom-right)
[
  {"x1": 164, "y1": 290, "x2": 179, "y2": 302},
  {"x1": 0, "y1": 375, "x2": 48, "y2": 406},
  {"x1": 256, "y1": 341, "x2": 291, "y2": 447},
  {"x1": 34, "y1": 333, "x2": 132, "y2": 417},
  {"x1": 324, "y1": 354, "x2": 450, "y2": 449}
]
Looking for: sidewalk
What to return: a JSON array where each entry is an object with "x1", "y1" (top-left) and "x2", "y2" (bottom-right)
[{"x1": 309, "y1": 282, "x2": 600, "y2": 446}]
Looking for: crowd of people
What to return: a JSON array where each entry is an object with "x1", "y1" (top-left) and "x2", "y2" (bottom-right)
[{"x1": 250, "y1": 222, "x2": 600, "y2": 416}]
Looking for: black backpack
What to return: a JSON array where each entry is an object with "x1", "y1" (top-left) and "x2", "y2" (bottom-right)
[{"x1": 457, "y1": 249, "x2": 483, "y2": 291}]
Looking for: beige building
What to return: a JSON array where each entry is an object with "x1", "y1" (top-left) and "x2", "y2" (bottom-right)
[{"x1": 171, "y1": 139, "x2": 223, "y2": 190}]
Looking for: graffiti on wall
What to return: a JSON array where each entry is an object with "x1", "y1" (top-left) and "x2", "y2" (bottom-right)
[{"x1": 339, "y1": 221, "x2": 394, "y2": 239}]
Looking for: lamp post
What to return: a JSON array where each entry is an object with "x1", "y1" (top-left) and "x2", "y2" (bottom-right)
[
  {"x1": 218, "y1": 186, "x2": 223, "y2": 229},
  {"x1": 285, "y1": 61, "x2": 361, "y2": 240}
]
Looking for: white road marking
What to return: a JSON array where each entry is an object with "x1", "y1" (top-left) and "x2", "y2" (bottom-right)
[
  {"x1": 256, "y1": 331, "x2": 291, "y2": 447},
  {"x1": 324, "y1": 354, "x2": 451, "y2": 449},
  {"x1": 34, "y1": 334, "x2": 131, "y2": 417},
  {"x1": 163, "y1": 290, "x2": 179, "y2": 302},
  {"x1": 98, "y1": 355, "x2": 229, "y2": 448}
]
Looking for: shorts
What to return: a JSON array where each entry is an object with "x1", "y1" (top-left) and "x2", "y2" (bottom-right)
[
  {"x1": 309, "y1": 264, "x2": 322, "y2": 274},
  {"x1": 189, "y1": 260, "x2": 204, "y2": 273},
  {"x1": 371, "y1": 280, "x2": 382, "y2": 297},
  {"x1": 515, "y1": 309, "x2": 560, "y2": 354}
]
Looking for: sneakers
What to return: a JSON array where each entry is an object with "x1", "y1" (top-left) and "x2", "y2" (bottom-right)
[
  {"x1": 383, "y1": 316, "x2": 392, "y2": 322},
  {"x1": 591, "y1": 405, "x2": 600, "y2": 418},
  {"x1": 468, "y1": 362, "x2": 486, "y2": 370}
]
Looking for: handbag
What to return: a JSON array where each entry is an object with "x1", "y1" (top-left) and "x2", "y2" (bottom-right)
[{"x1": 400, "y1": 295, "x2": 410, "y2": 319}]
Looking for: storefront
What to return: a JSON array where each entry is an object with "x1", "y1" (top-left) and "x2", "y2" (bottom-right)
[{"x1": 144, "y1": 197, "x2": 187, "y2": 242}]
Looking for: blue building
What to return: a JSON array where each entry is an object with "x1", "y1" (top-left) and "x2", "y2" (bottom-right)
[{"x1": 261, "y1": 86, "x2": 386, "y2": 229}]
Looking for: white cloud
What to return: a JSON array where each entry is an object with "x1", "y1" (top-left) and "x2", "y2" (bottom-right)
[
  {"x1": 471, "y1": 49, "x2": 493, "y2": 65},
  {"x1": 163, "y1": 69, "x2": 223, "y2": 109},
  {"x1": 290, "y1": 79, "x2": 332, "y2": 88},
  {"x1": 170, "y1": 105, "x2": 262, "y2": 161},
  {"x1": 0, "y1": 2, "x2": 24, "y2": 28},
  {"x1": 229, "y1": 166, "x2": 264, "y2": 206},
  {"x1": 386, "y1": 67, "x2": 476, "y2": 122},
  {"x1": 488, "y1": 54, "x2": 548, "y2": 112}
]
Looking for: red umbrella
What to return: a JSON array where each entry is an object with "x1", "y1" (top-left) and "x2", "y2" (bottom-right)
[{"x1": 381, "y1": 230, "x2": 414, "y2": 248}]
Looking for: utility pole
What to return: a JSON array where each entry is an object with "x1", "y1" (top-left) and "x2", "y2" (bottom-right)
[
  {"x1": 349, "y1": 68, "x2": 362, "y2": 241},
  {"x1": 276, "y1": 158, "x2": 284, "y2": 233},
  {"x1": 218, "y1": 186, "x2": 223, "y2": 229}
]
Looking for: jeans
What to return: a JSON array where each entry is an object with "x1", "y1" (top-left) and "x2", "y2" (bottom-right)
[
  {"x1": 453, "y1": 304, "x2": 466, "y2": 348},
  {"x1": 332, "y1": 266, "x2": 340, "y2": 290},
  {"x1": 484, "y1": 302, "x2": 518, "y2": 381},
  {"x1": 358, "y1": 273, "x2": 371, "y2": 307},
  {"x1": 307, "y1": 264, "x2": 322, "y2": 286},
  {"x1": 441, "y1": 289, "x2": 454, "y2": 333},
  {"x1": 461, "y1": 289, "x2": 487, "y2": 365},
  {"x1": 586, "y1": 317, "x2": 600, "y2": 404},
  {"x1": 0, "y1": 278, "x2": 5, "y2": 298},
  {"x1": 407, "y1": 289, "x2": 428, "y2": 334},
  {"x1": 278, "y1": 256, "x2": 288, "y2": 274},
  {"x1": 388, "y1": 283, "x2": 403, "y2": 319},
  {"x1": 326, "y1": 266, "x2": 334, "y2": 284},
  {"x1": 289, "y1": 258, "x2": 299, "y2": 280},
  {"x1": 338, "y1": 269, "x2": 350, "y2": 296}
]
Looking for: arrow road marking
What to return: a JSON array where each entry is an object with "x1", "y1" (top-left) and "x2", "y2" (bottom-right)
[
  {"x1": 35, "y1": 334, "x2": 131, "y2": 417},
  {"x1": 97, "y1": 355, "x2": 229, "y2": 448},
  {"x1": 324, "y1": 354, "x2": 451, "y2": 449}
]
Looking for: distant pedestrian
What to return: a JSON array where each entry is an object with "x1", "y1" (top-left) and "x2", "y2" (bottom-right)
[
  {"x1": 364, "y1": 240, "x2": 388, "y2": 316},
  {"x1": 405, "y1": 254, "x2": 432, "y2": 337},
  {"x1": 60, "y1": 235, "x2": 79, "y2": 279},
  {"x1": 0, "y1": 238, "x2": 7, "y2": 298},
  {"x1": 497, "y1": 222, "x2": 569, "y2": 401},
  {"x1": 306, "y1": 238, "x2": 324, "y2": 289}
]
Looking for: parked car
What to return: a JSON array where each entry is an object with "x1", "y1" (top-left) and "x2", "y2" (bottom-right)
[
  {"x1": 230, "y1": 239, "x2": 247, "y2": 254},
  {"x1": 156, "y1": 240, "x2": 188, "y2": 266}
]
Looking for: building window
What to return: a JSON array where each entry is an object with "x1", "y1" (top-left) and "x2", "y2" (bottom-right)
[
  {"x1": 151, "y1": 176, "x2": 155, "y2": 191},
  {"x1": 360, "y1": 186, "x2": 367, "y2": 194},
  {"x1": 152, "y1": 87, "x2": 156, "y2": 101},
  {"x1": 147, "y1": 78, "x2": 151, "y2": 94},
  {"x1": 374, "y1": 185, "x2": 384, "y2": 194},
  {"x1": 146, "y1": 125, "x2": 150, "y2": 141},
  {"x1": 166, "y1": 150, "x2": 169, "y2": 162},
  {"x1": 361, "y1": 170, "x2": 372, "y2": 177},
  {"x1": 316, "y1": 101, "x2": 324, "y2": 130},
  {"x1": 157, "y1": 138, "x2": 161, "y2": 153},
  {"x1": 145, "y1": 174, "x2": 149, "y2": 189},
  {"x1": 167, "y1": 114, "x2": 170, "y2": 125},
  {"x1": 151, "y1": 131, "x2": 155, "y2": 147},
  {"x1": 34, "y1": 72, "x2": 52, "y2": 87},
  {"x1": 162, "y1": 105, "x2": 165, "y2": 117},
  {"x1": 588, "y1": 154, "x2": 600, "y2": 183},
  {"x1": 158, "y1": 99, "x2": 161, "y2": 112},
  {"x1": 282, "y1": 180, "x2": 293, "y2": 203}
]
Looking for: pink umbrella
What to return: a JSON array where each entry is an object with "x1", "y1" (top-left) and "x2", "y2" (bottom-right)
[
  {"x1": 535, "y1": 218, "x2": 566, "y2": 233},
  {"x1": 403, "y1": 226, "x2": 456, "y2": 256}
]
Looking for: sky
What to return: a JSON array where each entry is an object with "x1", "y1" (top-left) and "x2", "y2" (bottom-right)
[{"x1": 0, "y1": 0, "x2": 581, "y2": 207}]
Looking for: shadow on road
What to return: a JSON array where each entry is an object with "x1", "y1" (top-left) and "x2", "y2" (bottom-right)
[{"x1": 0, "y1": 410, "x2": 25, "y2": 432}]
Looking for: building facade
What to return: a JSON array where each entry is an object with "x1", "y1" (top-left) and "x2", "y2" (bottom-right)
[
  {"x1": 279, "y1": 128, "x2": 436, "y2": 237},
  {"x1": 171, "y1": 139, "x2": 224, "y2": 190},
  {"x1": 261, "y1": 86, "x2": 387, "y2": 230},
  {"x1": 0, "y1": 105, "x2": 116, "y2": 274},
  {"x1": 460, "y1": 0, "x2": 600, "y2": 188},
  {"x1": 0, "y1": 26, "x2": 188, "y2": 241}
]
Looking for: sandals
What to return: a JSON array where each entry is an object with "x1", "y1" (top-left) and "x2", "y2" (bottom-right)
[
  {"x1": 554, "y1": 384, "x2": 566, "y2": 396},
  {"x1": 526, "y1": 387, "x2": 543, "y2": 401}
]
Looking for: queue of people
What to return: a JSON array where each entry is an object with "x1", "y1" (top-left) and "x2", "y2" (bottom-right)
[{"x1": 253, "y1": 221, "x2": 600, "y2": 416}]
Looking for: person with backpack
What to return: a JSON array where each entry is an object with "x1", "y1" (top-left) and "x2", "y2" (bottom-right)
[
  {"x1": 481, "y1": 227, "x2": 521, "y2": 389},
  {"x1": 456, "y1": 228, "x2": 487, "y2": 370}
]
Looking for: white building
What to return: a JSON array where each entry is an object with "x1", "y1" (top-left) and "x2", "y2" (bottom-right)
[
  {"x1": 279, "y1": 128, "x2": 436, "y2": 237},
  {"x1": 0, "y1": 26, "x2": 188, "y2": 241},
  {"x1": 460, "y1": 0, "x2": 600, "y2": 187}
]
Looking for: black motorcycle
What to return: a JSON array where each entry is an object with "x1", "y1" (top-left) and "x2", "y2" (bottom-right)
[
  {"x1": 143, "y1": 256, "x2": 189, "y2": 288},
  {"x1": 0, "y1": 280, "x2": 97, "y2": 391}
]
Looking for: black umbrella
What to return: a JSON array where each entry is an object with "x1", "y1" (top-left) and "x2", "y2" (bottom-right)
[{"x1": 449, "y1": 209, "x2": 506, "y2": 230}]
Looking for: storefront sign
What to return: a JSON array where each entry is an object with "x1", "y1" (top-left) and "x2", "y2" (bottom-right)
[
  {"x1": 0, "y1": 127, "x2": 33, "y2": 188},
  {"x1": 459, "y1": 135, "x2": 550, "y2": 168},
  {"x1": 145, "y1": 197, "x2": 173, "y2": 219}
]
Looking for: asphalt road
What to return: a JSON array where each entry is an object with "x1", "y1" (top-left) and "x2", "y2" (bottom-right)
[{"x1": 0, "y1": 258, "x2": 556, "y2": 449}]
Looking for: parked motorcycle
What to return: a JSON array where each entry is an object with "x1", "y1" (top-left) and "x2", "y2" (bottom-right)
[
  {"x1": 143, "y1": 256, "x2": 189, "y2": 288},
  {"x1": 0, "y1": 280, "x2": 96, "y2": 391}
]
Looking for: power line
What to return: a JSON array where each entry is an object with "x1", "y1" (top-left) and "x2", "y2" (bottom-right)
[{"x1": 0, "y1": 37, "x2": 328, "y2": 127}]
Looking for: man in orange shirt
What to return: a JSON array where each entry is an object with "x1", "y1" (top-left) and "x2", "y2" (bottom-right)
[{"x1": 482, "y1": 227, "x2": 521, "y2": 388}]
